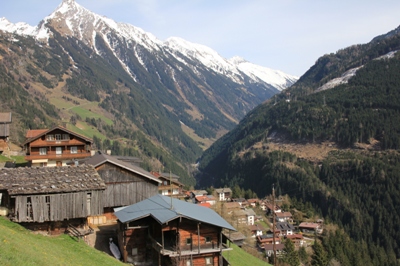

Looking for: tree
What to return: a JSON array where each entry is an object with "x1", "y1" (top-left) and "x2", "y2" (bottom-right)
[
  {"x1": 281, "y1": 238, "x2": 300, "y2": 266},
  {"x1": 311, "y1": 240, "x2": 328, "y2": 266},
  {"x1": 298, "y1": 246, "x2": 308, "y2": 264}
]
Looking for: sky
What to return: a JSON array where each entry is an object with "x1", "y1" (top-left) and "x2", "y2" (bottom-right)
[{"x1": 1, "y1": 0, "x2": 400, "y2": 77}]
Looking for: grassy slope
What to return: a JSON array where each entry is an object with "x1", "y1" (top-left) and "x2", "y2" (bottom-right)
[
  {"x1": 223, "y1": 241, "x2": 271, "y2": 266},
  {"x1": 0, "y1": 217, "x2": 124, "y2": 266}
]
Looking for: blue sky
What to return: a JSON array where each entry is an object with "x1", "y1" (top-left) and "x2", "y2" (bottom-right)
[{"x1": 1, "y1": 0, "x2": 400, "y2": 76}]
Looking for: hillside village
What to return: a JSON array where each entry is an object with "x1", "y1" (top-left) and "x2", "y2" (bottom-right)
[{"x1": 0, "y1": 112, "x2": 324, "y2": 265}]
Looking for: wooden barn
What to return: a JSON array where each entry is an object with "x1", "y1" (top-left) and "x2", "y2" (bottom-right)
[
  {"x1": 85, "y1": 152, "x2": 161, "y2": 223},
  {"x1": 114, "y1": 194, "x2": 236, "y2": 265},
  {"x1": 24, "y1": 125, "x2": 93, "y2": 167},
  {"x1": 0, "y1": 165, "x2": 106, "y2": 233}
]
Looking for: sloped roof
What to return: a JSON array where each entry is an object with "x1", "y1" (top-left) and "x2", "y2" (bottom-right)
[
  {"x1": 215, "y1": 188, "x2": 232, "y2": 193},
  {"x1": 0, "y1": 113, "x2": 11, "y2": 123},
  {"x1": 114, "y1": 194, "x2": 236, "y2": 231},
  {"x1": 85, "y1": 153, "x2": 161, "y2": 184},
  {"x1": 24, "y1": 126, "x2": 93, "y2": 145},
  {"x1": 0, "y1": 165, "x2": 106, "y2": 195}
]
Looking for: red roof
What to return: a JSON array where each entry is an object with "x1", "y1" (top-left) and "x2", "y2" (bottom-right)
[
  {"x1": 286, "y1": 234, "x2": 303, "y2": 240},
  {"x1": 198, "y1": 202, "x2": 211, "y2": 208},
  {"x1": 276, "y1": 212, "x2": 292, "y2": 218}
]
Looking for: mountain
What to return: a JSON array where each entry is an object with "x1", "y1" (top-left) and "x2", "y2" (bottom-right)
[
  {"x1": 0, "y1": 0, "x2": 297, "y2": 185},
  {"x1": 198, "y1": 25, "x2": 400, "y2": 264}
]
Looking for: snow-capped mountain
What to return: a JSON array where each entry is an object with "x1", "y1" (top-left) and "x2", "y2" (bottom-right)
[
  {"x1": 0, "y1": 0, "x2": 298, "y2": 175},
  {"x1": 0, "y1": 0, "x2": 297, "y2": 91}
]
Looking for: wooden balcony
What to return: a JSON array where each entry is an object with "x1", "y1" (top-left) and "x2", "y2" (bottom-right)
[
  {"x1": 149, "y1": 236, "x2": 232, "y2": 257},
  {"x1": 25, "y1": 151, "x2": 91, "y2": 161}
]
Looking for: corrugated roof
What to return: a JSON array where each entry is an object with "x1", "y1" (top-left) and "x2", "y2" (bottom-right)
[
  {"x1": 114, "y1": 194, "x2": 236, "y2": 231},
  {"x1": 0, "y1": 165, "x2": 106, "y2": 195},
  {"x1": 85, "y1": 153, "x2": 161, "y2": 184},
  {"x1": 0, "y1": 113, "x2": 11, "y2": 123}
]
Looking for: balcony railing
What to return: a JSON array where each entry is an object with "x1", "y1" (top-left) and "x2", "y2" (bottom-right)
[
  {"x1": 149, "y1": 235, "x2": 232, "y2": 257},
  {"x1": 25, "y1": 152, "x2": 91, "y2": 161}
]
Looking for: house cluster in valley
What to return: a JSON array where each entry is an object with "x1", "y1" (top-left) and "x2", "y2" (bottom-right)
[{"x1": 0, "y1": 112, "x2": 323, "y2": 265}]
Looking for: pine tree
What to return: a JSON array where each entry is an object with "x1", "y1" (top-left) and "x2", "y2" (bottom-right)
[
  {"x1": 282, "y1": 238, "x2": 300, "y2": 266},
  {"x1": 311, "y1": 240, "x2": 328, "y2": 266}
]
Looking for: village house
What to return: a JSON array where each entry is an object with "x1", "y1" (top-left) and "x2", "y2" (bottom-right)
[
  {"x1": 0, "y1": 165, "x2": 106, "y2": 233},
  {"x1": 249, "y1": 224, "x2": 265, "y2": 238},
  {"x1": 114, "y1": 194, "x2": 236, "y2": 265},
  {"x1": 247, "y1": 198, "x2": 258, "y2": 207},
  {"x1": 275, "y1": 211, "x2": 293, "y2": 223},
  {"x1": 214, "y1": 188, "x2": 232, "y2": 201},
  {"x1": 152, "y1": 171, "x2": 185, "y2": 199},
  {"x1": 0, "y1": 112, "x2": 12, "y2": 155},
  {"x1": 285, "y1": 234, "x2": 305, "y2": 249},
  {"x1": 84, "y1": 152, "x2": 161, "y2": 223},
  {"x1": 299, "y1": 222, "x2": 323, "y2": 234},
  {"x1": 264, "y1": 243, "x2": 285, "y2": 258},
  {"x1": 265, "y1": 202, "x2": 282, "y2": 215},
  {"x1": 221, "y1": 201, "x2": 241, "y2": 216},
  {"x1": 233, "y1": 208, "x2": 256, "y2": 226},
  {"x1": 223, "y1": 231, "x2": 246, "y2": 247},
  {"x1": 24, "y1": 126, "x2": 93, "y2": 167},
  {"x1": 257, "y1": 232, "x2": 280, "y2": 249},
  {"x1": 195, "y1": 195, "x2": 216, "y2": 206},
  {"x1": 276, "y1": 222, "x2": 295, "y2": 236}
]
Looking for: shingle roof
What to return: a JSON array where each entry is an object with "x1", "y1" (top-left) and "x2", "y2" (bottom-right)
[
  {"x1": 114, "y1": 194, "x2": 236, "y2": 231},
  {"x1": 276, "y1": 222, "x2": 295, "y2": 231},
  {"x1": 0, "y1": 165, "x2": 106, "y2": 195},
  {"x1": 0, "y1": 113, "x2": 12, "y2": 123},
  {"x1": 215, "y1": 188, "x2": 232, "y2": 193},
  {"x1": 85, "y1": 153, "x2": 161, "y2": 184}
]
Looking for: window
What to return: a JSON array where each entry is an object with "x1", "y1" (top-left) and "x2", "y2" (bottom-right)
[
  {"x1": 186, "y1": 238, "x2": 192, "y2": 245},
  {"x1": 70, "y1": 146, "x2": 78, "y2": 154},
  {"x1": 55, "y1": 134, "x2": 62, "y2": 141},
  {"x1": 205, "y1": 236, "x2": 212, "y2": 243},
  {"x1": 205, "y1": 257, "x2": 213, "y2": 265},
  {"x1": 161, "y1": 190, "x2": 169, "y2": 195},
  {"x1": 46, "y1": 135, "x2": 54, "y2": 141},
  {"x1": 186, "y1": 261, "x2": 191, "y2": 266},
  {"x1": 163, "y1": 181, "x2": 168, "y2": 185},
  {"x1": 132, "y1": 248, "x2": 138, "y2": 256},
  {"x1": 62, "y1": 134, "x2": 70, "y2": 140},
  {"x1": 39, "y1": 147, "x2": 47, "y2": 155},
  {"x1": 86, "y1": 193, "x2": 92, "y2": 214},
  {"x1": 56, "y1": 147, "x2": 62, "y2": 155}
]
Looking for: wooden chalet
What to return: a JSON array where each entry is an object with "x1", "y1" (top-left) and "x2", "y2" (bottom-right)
[
  {"x1": 249, "y1": 224, "x2": 265, "y2": 238},
  {"x1": 284, "y1": 234, "x2": 305, "y2": 249},
  {"x1": 85, "y1": 152, "x2": 161, "y2": 223},
  {"x1": 0, "y1": 112, "x2": 12, "y2": 154},
  {"x1": 114, "y1": 194, "x2": 236, "y2": 265},
  {"x1": 0, "y1": 165, "x2": 106, "y2": 232},
  {"x1": 299, "y1": 222, "x2": 323, "y2": 234},
  {"x1": 151, "y1": 171, "x2": 186, "y2": 199},
  {"x1": 257, "y1": 233, "x2": 280, "y2": 249},
  {"x1": 214, "y1": 188, "x2": 232, "y2": 201},
  {"x1": 195, "y1": 195, "x2": 216, "y2": 206},
  {"x1": 276, "y1": 222, "x2": 295, "y2": 236},
  {"x1": 24, "y1": 126, "x2": 93, "y2": 167}
]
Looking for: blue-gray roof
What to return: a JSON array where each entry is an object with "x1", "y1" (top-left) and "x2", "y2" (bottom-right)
[{"x1": 114, "y1": 194, "x2": 236, "y2": 231}]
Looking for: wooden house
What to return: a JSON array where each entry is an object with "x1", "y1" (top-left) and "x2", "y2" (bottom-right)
[
  {"x1": 299, "y1": 222, "x2": 323, "y2": 234},
  {"x1": 0, "y1": 112, "x2": 11, "y2": 154},
  {"x1": 195, "y1": 195, "x2": 216, "y2": 205},
  {"x1": 257, "y1": 233, "x2": 280, "y2": 249},
  {"x1": 233, "y1": 208, "x2": 256, "y2": 226},
  {"x1": 214, "y1": 188, "x2": 232, "y2": 201},
  {"x1": 276, "y1": 222, "x2": 295, "y2": 236},
  {"x1": 85, "y1": 152, "x2": 161, "y2": 223},
  {"x1": 114, "y1": 194, "x2": 236, "y2": 265},
  {"x1": 249, "y1": 224, "x2": 265, "y2": 238},
  {"x1": 0, "y1": 165, "x2": 106, "y2": 232},
  {"x1": 151, "y1": 171, "x2": 186, "y2": 199},
  {"x1": 264, "y1": 243, "x2": 285, "y2": 258},
  {"x1": 285, "y1": 234, "x2": 305, "y2": 249},
  {"x1": 24, "y1": 126, "x2": 93, "y2": 167},
  {"x1": 275, "y1": 211, "x2": 293, "y2": 223}
]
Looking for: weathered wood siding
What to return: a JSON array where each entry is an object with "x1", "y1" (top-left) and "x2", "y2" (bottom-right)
[
  {"x1": 14, "y1": 190, "x2": 104, "y2": 223},
  {"x1": 96, "y1": 163, "x2": 158, "y2": 207},
  {"x1": 176, "y1": 219, "x2": 220, "y2": 252}
]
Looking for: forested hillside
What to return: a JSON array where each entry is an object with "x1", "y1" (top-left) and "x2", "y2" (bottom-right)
[{"x1": 198, "y1": 26, "x2": 400, "y2": 265}]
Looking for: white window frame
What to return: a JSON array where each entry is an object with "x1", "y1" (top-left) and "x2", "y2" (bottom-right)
[
  {"x1": 55, "y1": 134, "x2": 62, "y2": 141},
  {"x1": 205, "y1": 257, "x2": 213, "y2": 265},
  {"x1": 56, "y1": 147, "x2": 62, "y2": 155},
  {"x1": 70, "y1": 146, "x2": 78, "y2": 154},
  {"x1": 46, "y1": 135, "x2": 54, "y2": 141},
  {"x1": 39, "y1": 147, "x2": 47, "y2": 155},
  {"x1": 62, "y1": 134, "x2": 70, "y2": 140}
]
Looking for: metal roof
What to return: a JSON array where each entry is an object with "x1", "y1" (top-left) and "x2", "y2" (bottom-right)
[
  {"x1": 85, "y1": 153, "x2": 161, "y2": 184},
  {"x1": 114, "y1": 194, "x2": 236, "y2": 231}
]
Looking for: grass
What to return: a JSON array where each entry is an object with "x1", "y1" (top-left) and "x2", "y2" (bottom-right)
[
  {"x1": 66, "y1": 122, "x2": 107, "y2": 140},
  {"x1": 70, "y1": 105, "x2": 113, "y2": 126},
  {"x1": 223, "y1": 241, "x2": 271, "y2": 266},
  {"x1": 0, "y1": 216, "x2": 124, "y2": 266},
  {"x1": 0, "y1": 155, "x2": 27, "y2": 164}
]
